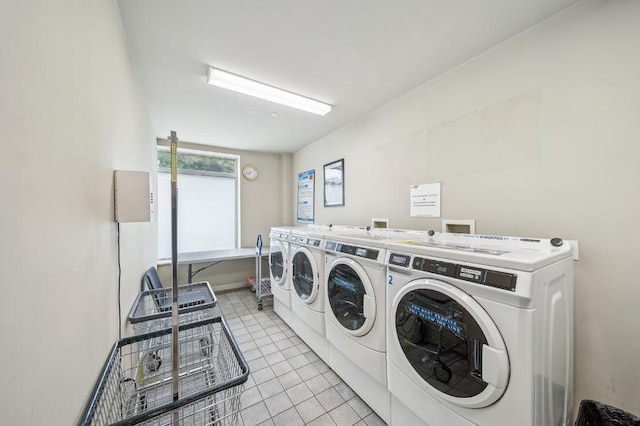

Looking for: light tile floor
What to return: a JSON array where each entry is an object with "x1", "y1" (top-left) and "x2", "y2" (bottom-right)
[{"x1": 216, "y1": 288, "x2": 387, "y2": 426}]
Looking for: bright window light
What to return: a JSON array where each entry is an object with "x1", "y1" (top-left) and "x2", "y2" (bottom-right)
[{"x1": 207, "y1": 66, "x2": 332, "y2": 116}]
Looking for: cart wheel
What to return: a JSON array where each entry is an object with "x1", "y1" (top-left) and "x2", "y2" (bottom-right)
[
  {"x1": 258, "y1": 303, "x2": 263, "y2": 311},
  {"x1": 433, "y1": 361, "x2": 452, "y2": 383},
  {"x1": 146, "y1": 352, "x2": 162, "y2": 372}
]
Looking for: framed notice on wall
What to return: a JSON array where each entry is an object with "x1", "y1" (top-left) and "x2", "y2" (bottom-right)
[
  {"x1": 297, "y1": 169, "x2": 315, "y2": 223},
  {"x1": 323, "y1": 159, "x2": 344, "y2": 207}
]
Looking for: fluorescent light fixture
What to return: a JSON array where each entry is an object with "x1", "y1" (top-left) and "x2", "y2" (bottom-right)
[{"x1": 207, "y1": 66, "x2": 332, "y2": 116}]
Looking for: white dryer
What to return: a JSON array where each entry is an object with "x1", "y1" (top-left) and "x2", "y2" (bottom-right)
[
  {"x1": 269, "y1": 227, "x2": 294, "y2": 320},
  {"x1": 323, "y1": 230, "x2": 391, "y2": 423},
  {"x1": 385, "y1": 232, "x2": 575, "y2": 426},
  {"x1": 289, "y1": 226, "x2": 330, "y2": 360}
]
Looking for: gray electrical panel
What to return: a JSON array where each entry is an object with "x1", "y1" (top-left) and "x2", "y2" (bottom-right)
[{"x1": 114, "y1": 170, "x2": 152, "y2": 223}]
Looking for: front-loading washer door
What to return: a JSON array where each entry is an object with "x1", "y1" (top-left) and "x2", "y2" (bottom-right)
[
  {"x1": 391, "y1": 278, "x2": 509, "y2": 408},
  {"x1": 269, "y1": 240, "x2": 287, "y2": 287},
  {"x1": 291, "y1": 247, "x2": 318, "y2": 303},
  {"x1": 326, "y1": 257, "x2": 375, "y2": 337}
]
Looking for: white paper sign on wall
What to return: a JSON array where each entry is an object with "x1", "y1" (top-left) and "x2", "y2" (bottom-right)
[{"x1": 410, "y1": 183, "x2": 441, "y2": 217}]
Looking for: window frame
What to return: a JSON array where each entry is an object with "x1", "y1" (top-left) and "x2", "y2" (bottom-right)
[{"x1": 156, "y1": 146, "x2": 241, "y2": 258}]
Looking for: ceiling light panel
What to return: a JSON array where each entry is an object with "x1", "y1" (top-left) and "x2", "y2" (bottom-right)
[{"x1": 207, "y1": 67, "x2": 332, "y2": 116}]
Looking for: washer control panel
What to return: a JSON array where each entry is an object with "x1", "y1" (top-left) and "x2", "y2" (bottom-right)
[
  {"x1": 388, "y1": 253, "x2": 517, "y2": 291},
  {"x1": 290, "y1": 234, "x2": 321, "y2": 247},
  {"x1": 325, "y1": 241, "x2": 380, "y2": 260},
  {"x1": 269, "y1": 230, "x2": 290, "y2": 241}
]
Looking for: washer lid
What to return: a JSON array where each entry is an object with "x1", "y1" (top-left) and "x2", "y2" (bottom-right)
[
  {"x1": 326, "y1": 258, "x2": 376, "y2": 337},
  {"x1": 391, "y1": 278, "x2": 509, "y2": 408},
  {"x1": 291, "y1": 248, "x2": 319, "y2": 304},
  {"x1": 387, "y1": 232, "x2": 573, "y2": 272}
]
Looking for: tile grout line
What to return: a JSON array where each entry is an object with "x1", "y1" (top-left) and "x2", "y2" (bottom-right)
[{"x1": 219, "y1": 288, "x2": 384, "y2": 425}]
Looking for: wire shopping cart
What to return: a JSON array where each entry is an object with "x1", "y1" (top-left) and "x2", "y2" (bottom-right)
[
  {"x1": 128, "y1": 282, "x2": 220, "y2": 335},
  {"x1": 79, "y1": 317, "x2": 249, "y2": 426}
]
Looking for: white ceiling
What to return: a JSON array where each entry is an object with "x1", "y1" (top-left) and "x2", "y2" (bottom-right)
[{"x1": 118, "y1": 0, "x2": 579, "y2": 153}]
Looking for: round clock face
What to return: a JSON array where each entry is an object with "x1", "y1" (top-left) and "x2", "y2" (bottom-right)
[{"x1": 242, "y1": 164, "x2": 259, "y2": 181}]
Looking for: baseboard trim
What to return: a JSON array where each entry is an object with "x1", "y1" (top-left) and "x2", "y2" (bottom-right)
[{"x1": 212, "y1": 281, "x2": 252, "y2": 292}]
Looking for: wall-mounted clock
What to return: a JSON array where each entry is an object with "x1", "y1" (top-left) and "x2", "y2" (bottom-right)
[{"x1": 242, "y1": 164, "x2": 259, "y2": 181}]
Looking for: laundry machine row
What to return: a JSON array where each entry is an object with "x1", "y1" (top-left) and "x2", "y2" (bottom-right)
[
  {"x1": 268, "y1": 226, "x2": 575, "y2": 426},
  {"x1": 269, "y1": 224, "x2": 390, "y2": 370}
]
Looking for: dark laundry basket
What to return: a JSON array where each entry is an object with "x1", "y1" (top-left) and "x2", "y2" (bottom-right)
[{"x1": 575, "y1": 400, "x2": 640, "y2": 426}]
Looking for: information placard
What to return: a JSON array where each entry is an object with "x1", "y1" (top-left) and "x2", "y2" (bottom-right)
[
  {"x1": 410, "y1": 183, "x2": 441, "y2": 217},
  {"x1": 297, "y1": 169, "x2": 315, "y2": 223}
]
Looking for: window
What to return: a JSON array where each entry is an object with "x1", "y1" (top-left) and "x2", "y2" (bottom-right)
[{"x1": 157, "y1": 147, "x2": 239, "y2": 259}]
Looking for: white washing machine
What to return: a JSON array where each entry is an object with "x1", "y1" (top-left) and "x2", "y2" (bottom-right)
[
  {"x1": 289, "y1": 226, "x2": 330, "y2": 360},
  {"x1": 269, "y1": 227, "x2": 294, "y2": 320},
  {"x1": 324, "y1": 228, "x2": 432, "y2": 378},
  {"x1": 323, "y1": 230, "x2": 392, "y2": 423},
  {"x1": 385, "y1": 232, "x2": 575, "y2": 426}
]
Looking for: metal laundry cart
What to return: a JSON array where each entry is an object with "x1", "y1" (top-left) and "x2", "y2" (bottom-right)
[
  {"x1": 250, "y1": 234, "x2": 272, "y2": 310},
  {"x1": 128, "y1": 281, "x2": 220, "y2": 335},
  {"x1": 79, "y1": 316, "x2": 248, "y2": 426}
]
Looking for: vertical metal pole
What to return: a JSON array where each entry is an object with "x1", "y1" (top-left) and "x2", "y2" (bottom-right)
[{"x1": 169, "y1": 131, "x2": 180, "y2": 425}]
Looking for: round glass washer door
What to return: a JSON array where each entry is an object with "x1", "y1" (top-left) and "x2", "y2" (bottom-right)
[
  {"x1": 391, "y1": 278, "x2": 509, "y2": 408},
  {"x1": 269, "y1": 240, "x2": 287, "y2": 287},
  {"x1": 326, "y1": 257, "x2": 376, "y2": 337},
  {"x1": 291, "y1": 247, "x2": 319, "y2": 304}
]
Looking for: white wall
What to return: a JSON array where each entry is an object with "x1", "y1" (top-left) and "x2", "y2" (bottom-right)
[
  {"x1": 294, "y1": 0, "x2": 640, "y2": 417},
  {"x1": 0, "y1": 1, "x2": 157, "y2": 424}
]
